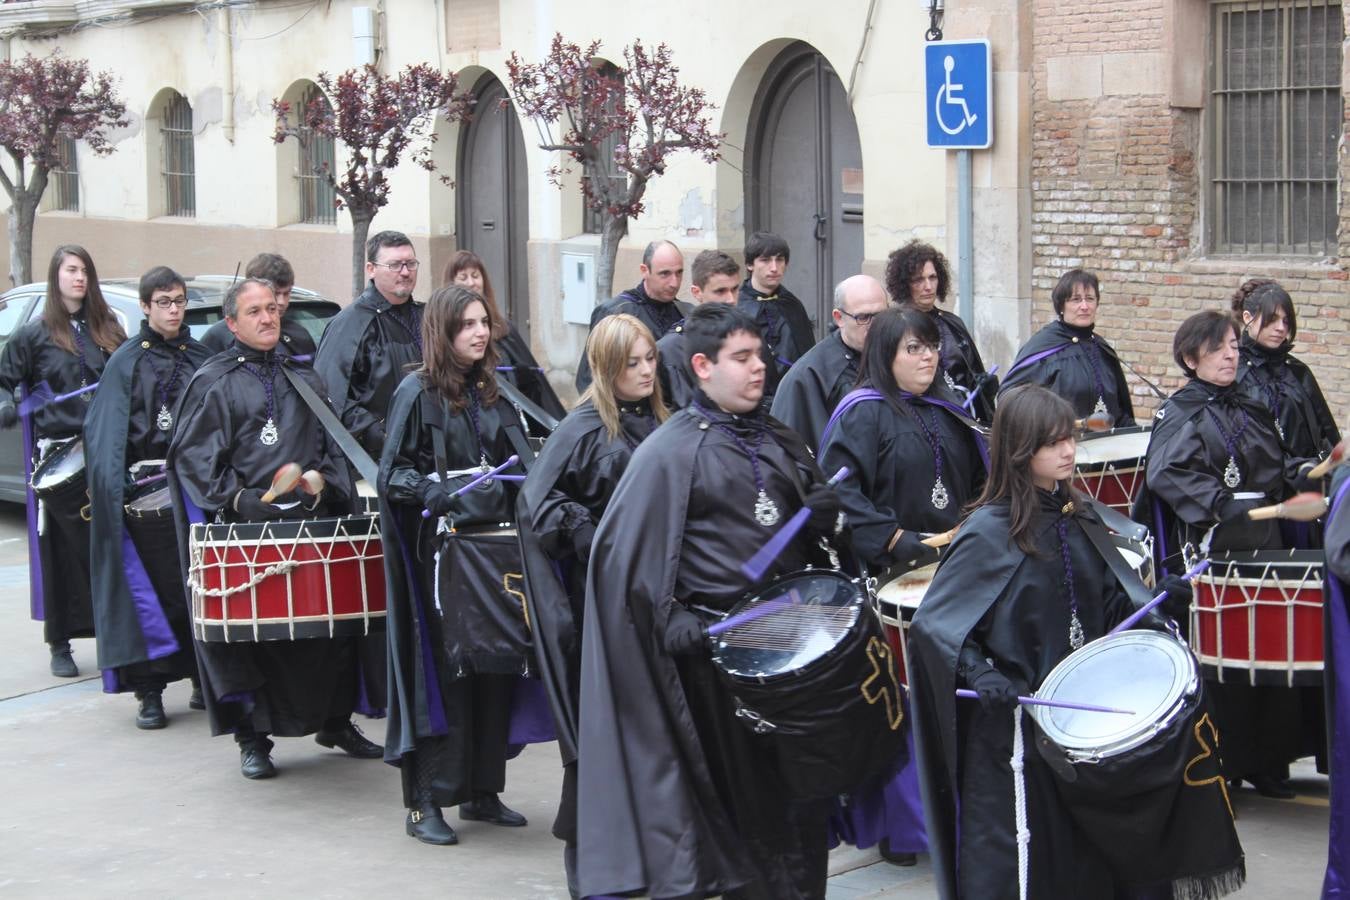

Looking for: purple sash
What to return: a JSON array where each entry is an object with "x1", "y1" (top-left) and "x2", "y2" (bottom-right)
[
  {"x1": 1003, "y1": 340, "x2": 1073, "y2": 382},
  {"x1": 820, "y1": 388, "x2": 990, "y2": 469}
]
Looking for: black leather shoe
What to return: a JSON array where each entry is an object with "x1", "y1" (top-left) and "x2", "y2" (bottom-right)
[
  {"x1": 406, "y1": 806, "x2": 458, "y2": 845},
  {"x1": 49, "y1": 643, "x2": 78, "y2": 678},
  {"x1": 188, "y1": 685, "x2": 205, "y2": 710},
  {"x1": 315, "y1": 721, "x2": 383, "y2": 759},
  {"x1": 136, "y1": 691, "x2": 167, "y2": 730},
  {"x1": 240, "y1": 747, "x2": 277, "y2": 780},
  {"x1": 459, "y1": 793, "x2": 527, "y2": 827},
  {"x1": 879, "y1": 838, "x2": 918, "y2": 866},
  {"x1": 1248, "y1": 773, "x2": 1296, "y2": 799}
]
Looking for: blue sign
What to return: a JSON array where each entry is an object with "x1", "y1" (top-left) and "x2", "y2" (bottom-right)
[{"x1": 924, "y1": 39, "x2": 992, "y2": 150}]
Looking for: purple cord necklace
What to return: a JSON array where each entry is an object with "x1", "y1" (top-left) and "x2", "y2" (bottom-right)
[
  {"x1": 241, "y1": 358, "x2": 280, "y2": 445},
  {"x1": 692, "y1": 401, "x2": 780, "y2": 527},
  {"x1": 70, "y1": 321, "x2": 95, "y2": 402},
  {"x1": 1254, "y1": 370, "x2": 1287, "y2": 442},
  {"x1": 1204, "y1": 404, "x2": 1250, "y2": 488},
  {"x1": 909, "y1": 400, "x2": 949, "y2": 509},
  {"x1": 1055, "y1": 512, "x2": 1086, "y2": 650},
  {"x1": 1080, "y1": 336, "x2": 1109, "y2": 418},
  {"x1": 148, "y1": 345, "x2": 190, "y2": 431},
  {"x1": 465, "y1": 385, "x2": 489, "y2": 469}
]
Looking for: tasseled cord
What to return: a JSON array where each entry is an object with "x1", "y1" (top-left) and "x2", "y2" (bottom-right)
[{"x1": 1012, "y1": 705, "x2": 1030, "y2": 900}]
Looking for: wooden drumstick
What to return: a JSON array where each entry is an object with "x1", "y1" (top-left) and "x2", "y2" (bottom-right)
[
  {"x1": 921, "y1": 527, "x2": 958, "y2": 548},
  {"x1": 1247, "y1": 491, "x2": 1329, "y2": 522},
  {"x1": 260, "y1": 462, "x2": 302, "y2": 503},
  {"x1": 1307, "y1": 442, "x2": 1346, "y2": 480},
  {"x1": 299, "y1": 469, "x2": 325, "y2": 495}
]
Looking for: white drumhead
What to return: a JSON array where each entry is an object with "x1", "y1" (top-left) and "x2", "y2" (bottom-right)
[
  {"x1": 1030, "y1": 630, "x2": 1196, "y2": 760},
  {"x1": 877, "y1": 563, "x2": 938, "y2": 612},
  {"x1": 1074, "y1": 429, "x2": 1151, "y2": 465}
]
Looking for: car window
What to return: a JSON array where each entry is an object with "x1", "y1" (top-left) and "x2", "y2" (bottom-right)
[{"x1": 0, "y1": 292, "x2": 39, "y2": 344}]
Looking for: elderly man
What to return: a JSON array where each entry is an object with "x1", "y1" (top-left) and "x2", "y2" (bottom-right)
[
  {"x1": 316, "y1": 230, "x2": 423, "y2": 457},
  {"x1": 656, "y1": 249, "x2": 741, "y2": 409},
  {"x1": 575, "y1": 240, "x2": 690, "y2": 391},
  {"x1": 770, "y1": 274, "x2": 890, "y2": 447},
  {"x1": 169, "y1": 278, "x2": 381, "y2": 779},
  {"x1": 200, "y1": 253, "x2": 316, "y2": 358}
]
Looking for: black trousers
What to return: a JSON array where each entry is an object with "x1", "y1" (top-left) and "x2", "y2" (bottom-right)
[{"x1": 400, "y1": 673, "x2": 515, "y2": 809}]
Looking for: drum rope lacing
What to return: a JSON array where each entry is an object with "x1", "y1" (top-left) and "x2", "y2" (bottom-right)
[{"x1": 1011, "y1": 705, "x2": 1030, "y2": 900}]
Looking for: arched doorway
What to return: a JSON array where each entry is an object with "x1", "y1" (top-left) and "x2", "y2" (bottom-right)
[
  {"x1": 745, "y1": 44, "x2": 864, "y2": 334},
  {"x1": 457, "y1": 74, "x2": 531, "y2": 339}
]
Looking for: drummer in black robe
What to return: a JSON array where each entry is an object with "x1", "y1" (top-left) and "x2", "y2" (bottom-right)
[
  {"x1": 736, "y1": 231, "x2": 815, "y2": 403},
  {"x1": 1140, "y1": 310, "x2": 1319, "y2": 798},
  {"x1": 315, "y1": 230, "x2": 424, "y2": 457},
  {"x1": 381, "y1": 285, "x2": 537, "y2": 846},
  {"x1": 773, "y1": 274, "x2": 888, "y2": 451},
  {"x1": 444, "y1": 250, "x2": 566, "y2": 430},
  {"x1": 168, "y1": 277, "x2": 381, "y2": 779},
  {"x1": 885, "y1": 239, "x2": 997, "y2": 422},
  {"x1": 0, "y1": 244, "x2": 125, "y2": 677},
  {"x1": 86, "y1": 267, "x2": 210, "y2": 729},
  {"x1": 518, "y1": 312, "x2": 666, "y2": 895},
  {"x1": 909, "y1": 384, "x2": 1241, "y2": 900},
  {"x1": 656, "y1": 249, "x2": 741, "y2": 410},
  {"x1": 576, "y1": 303, "x2": 847, "y2": 900},
  {"x1": 575, "y1": 240, "x2": 690, "y2": 391},
  {"x1": 199, "y1": 253, "x2": 316, "y2": 359},
  {"x1": 1324, "y1": 465, "x2": 1350, "y2": 897},
  {"x1": 999, "y1": 269, "x2": 1135, "y2": 428}
]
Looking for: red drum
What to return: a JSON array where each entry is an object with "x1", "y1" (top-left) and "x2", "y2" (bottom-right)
[
  {"x1": 1072, "y1": 426, "x2": 1151, "y2": 515},
  {"x1": 189, "y1": 515, "x2": 386, "y2": 642},
  {"x1": 1189, "y1": 550, "x2": 1324, "y2": 687},
  {"x1": 875, "y1": 563, "x2": 939, "y2": 686}
]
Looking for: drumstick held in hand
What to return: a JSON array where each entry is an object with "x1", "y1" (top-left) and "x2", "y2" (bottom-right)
[
  {"x1": 1247, "y1": 491, "x2": 1329, "y2": 522},
  {"x1": 955, "y1": 689, "x2": 1135, "y2": 716},
  {"x1": 922, "y1": 527, "x2": 958, "y2": 548},
  {"x1": 421, "y1": 455, "x2": 521, "y2": 519},
  {"x1": 707, "y1": 588, "x2": 801, "y2": 638},
  {"x1": 1109, "y1": 558, "x2": 1210, "y2": 634},
  {"x1": 739, "y1": 466, "x2": 851, "y2": 582},
  {"x1": 1307, "y1": 442, "x2": 1346, "y2": 480},
  {"x1": 299, "y1": 469, "x2": 325, "y2": 495},
  {"x1": 260, "y1": 462, "x2": 302, "y2": 503}
]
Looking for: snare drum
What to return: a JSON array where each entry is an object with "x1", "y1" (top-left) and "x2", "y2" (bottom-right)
[
  {"x1": 875, "y1": 563, "x2": 940, "y2": 685},
  {"x1": 433, "y1": 525, "x2": 532, "y2": 676},
  {"x1": 124, "y1": 484, "x2": 172, "y2": 519},
  {"x1": 1190, "y1": 550, "x2": 1324, "y2": 687},
  {"x1": 31, "y1": 438, "x2": 87, "y2": 507},
  {"x1": 189, "y1": 514, "x2": 386, "y2": 642},
  {"x1": 710, "y1": 568, "x2": 907, "y2": 799},
  {"x1": 1072, "y1": 427, "x2": 1151, "y2": 515}
]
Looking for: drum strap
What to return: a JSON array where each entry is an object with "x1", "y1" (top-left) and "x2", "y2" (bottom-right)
[
  {"x1": 427, "y1": 397, "x2": 536, "y2": 480},
  {"x1": 1084, "y1": 495, "x2": 1149, "y2": 543},
  {"x1": 280, "y1": 365, "x2": 380, "y2": 486},
  {"x1": 497, "y1": 378, "x2": 560, "y2": 433},
  {"x1": 1079, "y1": 514, "x2": 1156, "y2": 612}
]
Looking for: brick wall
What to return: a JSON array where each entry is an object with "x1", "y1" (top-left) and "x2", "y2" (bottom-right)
[{"x1": 1029, "y1": 0, "x2": 1350, "y2": 428}]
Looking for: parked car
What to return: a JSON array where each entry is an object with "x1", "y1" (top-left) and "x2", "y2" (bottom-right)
[{"x1": 0, "y1": 276, "x2": 341, "y2": 503}]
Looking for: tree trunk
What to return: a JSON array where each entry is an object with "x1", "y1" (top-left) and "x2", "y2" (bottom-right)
[
  {"x1": 8, "y1": 192, "x2": 37, "y2": 288},
  {"x1": 348, "y1": 207, "x2": 375, "y2": 300},
  {"x1": 595, "y1": 212, "x2": 628, "y2": 304}
]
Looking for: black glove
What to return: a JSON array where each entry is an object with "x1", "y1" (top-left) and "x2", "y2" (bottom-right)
[
  {"x1": 233, "y1": 488, "x2": 287, "y2": 521},
  {"x1": 570, "y1": 521, "x2": 597, "y2": 565},
  {"x1": 416, "y1": 479, "x2": 460, "y2": 518},
  {"x1": 888, "y1": 529, "x2": 942, "y2": 570},
  {"x1": 967, "y1": 666, "x2": 1020, "y2": 713},
  {"x1": 802, "y1": 483, "x2": 843, "y2": 535},
  {"x1": 664, "y1": 604, "x2": 709, "y2": 656},
  {"x1": 0, "y1": 400, "x2": 16, "y2": 429},
  {"x1": 1293, "y1": 462, "x2": 1321, "y2": 494},
  {"x1": 1158, "y1": 574, "x2": 1194, "y2": 620},
  {"x1": 1216, "y1": 493, "x2": 1260, "y2": 524}
]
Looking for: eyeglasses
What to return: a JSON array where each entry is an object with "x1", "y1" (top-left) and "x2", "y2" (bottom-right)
[
  {"x1": 373, "y1": 260, "x2": 420, "y2": 273},
  {"x1": 838, "y1": 309, "x2": 879, "y2": 326},
  {"x1": 902, "y1": 341, "x2": 941, "y2": 357},
  {"x1": 151, "y1": 297, "x2": 188, "y2": 309}
]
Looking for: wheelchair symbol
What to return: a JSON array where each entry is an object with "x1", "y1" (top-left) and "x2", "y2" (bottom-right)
[{"x1": 934, "y1": 55, "x2": 978, "y2": 136}]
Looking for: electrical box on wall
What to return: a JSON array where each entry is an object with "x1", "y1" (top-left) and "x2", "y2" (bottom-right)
[{"x1": 561, "y1": 251, "x2": 597, "y2": 325}]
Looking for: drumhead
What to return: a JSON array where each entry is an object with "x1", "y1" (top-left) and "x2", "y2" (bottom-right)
[
  {"x1": 1074, "y1": 427, "x2": 1151, "y2": 466},
  {"x1": 126, "y1": 484, "x2": 172, "y2": 514},
  {"x1": 876, "y1": 562, "x2": 939, "y2": 613},
  {"x1": 32, "y1": 438, "x2": 85, "y2": 493},
  {"x1": 1030, "y1": 630, "x2": 1197, "y2": 761}
]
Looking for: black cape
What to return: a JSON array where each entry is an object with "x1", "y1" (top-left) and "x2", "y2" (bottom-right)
[
  {"x1": 200, "y1": 314, "x2": 316, "y2": 359},
  {"x1": 86, "y1": 323, "x2": 210, "y2": 672},
  {"x1": 1235, "y1": 334, "x2": 1341, "y2": 458},
  {"x1": 917, "y1": 306, "x2": 997, "y2": 423},
  {"x1": 574, "y1": 282, "x2": 691, "y2": 391},
  {"x1": 497, "y1": 322, "x2": 567, "y2": 426},
  {"x1": 0, "y1": 312, "x2": 113, "y2": 440},
  {"x1": 655, "y1": 323, "x2": 696, "y2": 410},
  {"x1": 768, "y1": 330, "x2": 859, "y2": 447},
  {"x1": 737, "y1": 281, "x2": 816, "y2": 401},
  {"x1": 1000, "y1": 320, "x2": 1136, "y2": 427},
  {"x1": 314, "y1": 282, "x2": 423, "y2": 454}
]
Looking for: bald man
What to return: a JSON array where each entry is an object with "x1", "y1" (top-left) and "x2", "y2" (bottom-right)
[
  {"x1": 770, "y1": 274, "x2": 891, "y2": 447},
  {"x1": 575, "y1": 240, "x2": 691, "y2": 392}
]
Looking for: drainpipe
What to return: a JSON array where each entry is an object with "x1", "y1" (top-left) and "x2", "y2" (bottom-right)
[{"x1": 221, "y1": 6, "x2": 235, "y2": 143}]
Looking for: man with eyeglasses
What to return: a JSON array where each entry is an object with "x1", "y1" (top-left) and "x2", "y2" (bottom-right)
[
  {"x1": 201, "y1": 253, "x2": 316, "y2": 359},
  {"x1": 316, "y1": 231, "x2": 424, "y2": 456},
  {"x1": 85, "y1": 266, "x2": 211, "y2": 730},
  {"x1": 770, "y1": 274, "x2": 890, "y2": 448}
]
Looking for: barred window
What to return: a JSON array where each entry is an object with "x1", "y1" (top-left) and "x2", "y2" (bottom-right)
[
  {"x1": 49, "y1": 136, "x2": 78, "y2": 212},
  {"x1": 160, "y1": 91, "x2": 195, "y2": 218},
  {"x1": 583, "y1": 62, "x2": 627, "y2": 236},
  {"x1": 297, "y1": 84, "x2": 337, "y2": 225},
  {"x1": 1209, "y1": 0, "x2": 1344, "y2": 256}
]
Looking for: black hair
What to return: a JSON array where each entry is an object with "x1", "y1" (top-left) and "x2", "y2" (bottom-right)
[
  {"x1": 744, "y1": 231, "x2": 790, "y2": 266},
  {"x1": 245, "y1": 253, "x2": 295, "y2": 289},
  {"x1": 855, "y1": 307, "x2": 941, "y2": 406},
  {"x1": 1232, "y1": 281, "x2": 1297, "y2": 342},
  {"x1": 885, "y1": 239, "x2": 950, "y2": 306},
  {"x1": 1173, "y1": 310, "x2": 1239, "y2": 378},
  {"x1": 683, "y1": 303, "x2": 761, "y2": 363},
  {"x1": 1051, "y1": 268, "x2": 1101, "y2": 317},
  {"x1": 138, "y1": 266, "x2": 187, "y2": 305},
  {"x1": 365, "y1": 230, "x2": 414, "y2": 264}
]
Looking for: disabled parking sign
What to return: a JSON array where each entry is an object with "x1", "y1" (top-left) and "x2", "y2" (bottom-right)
[{"x1": 925, "y1": 39, "x2": 992, "y2": 150}]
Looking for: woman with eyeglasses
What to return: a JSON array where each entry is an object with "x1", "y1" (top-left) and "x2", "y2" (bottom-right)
[
  {"x1": 0, "y1": 244, "x2": 126, "y2": 677},
  {"x1": 999, "y1": 269, "x2": 1135, "y2": 428}
]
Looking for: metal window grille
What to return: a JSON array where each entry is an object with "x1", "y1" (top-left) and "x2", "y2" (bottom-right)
[
  {"x1": 583, "y1": 64, "x2": 628, "y2": 235},
  {"x1": 49, "y1": 136, "x2": 78, "y2": 212},
  {"x1": 297, "y1": 85, "x2": 337, "y2": 225},
  {"x1": 160, "y1": 92, "x2": 196, "y2": 218},
  {"x1": 1209, "y1": 0, "x2": 1344, "y2": 256}
]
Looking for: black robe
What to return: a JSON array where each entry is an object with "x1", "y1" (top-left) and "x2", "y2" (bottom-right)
[
  {"x1": 200, "y1": 314, "x2": 317, "y2": 359},
  {"x1": 0, "y1": 313, "x2": 113, "y2": 642},
  {"x1": 86, "y1": 322, "x2": 210, "y2": 684},
  {"x1": 1235, "y1": 334, "x2": 1341, "y2": 459},
  {"x1": 575, "y1": 282, "x2": 691, "y2": 391},
  {"x1": 1000, "y1": 320, "x2": 1136, "y2": 427},
  {"x1": 656, "y1": 323, "x2": 696, "y2": 410},
  {"x1": 908, "y1": 492, "x2": 1240, "y2": 900},
  {"x1": 497, "y1": 322, "x2": 567, "y2": 428},
  {"x1": 915, "y1": 306, "x2": 997, "y2": 423},
  {"x1": 380, "y1": 372, "x2": 531, "y2": 807},
  {"x1": 737, "y1": 281, "x2": 815, "y2": 402},
  {"x1": 314, "y1": 282, "x2": 423, "y2": 455},
  {"x1": 818, "y1": 385, "x2": 987, "y2": 570},
  {"x1": 768, "y1": 330, "x2": 859, "y2": 448},
  {"x1": 1325, "y1": 467, "x2": 1350, "y2": 897},
  {"x1": 576, "y1": 395, "x2": 845, "y2": 900},
  {"x1": 167, "y1": 342, "x2": 358, "y2": 738},
  {"x1": 516, "y1": 398, "x2": 658, "y2": 842}
]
